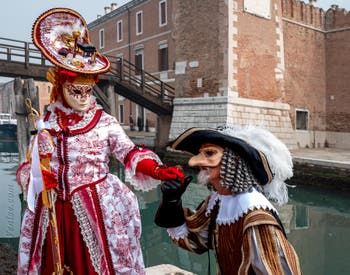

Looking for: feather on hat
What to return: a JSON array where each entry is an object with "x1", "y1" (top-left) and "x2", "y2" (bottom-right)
[
  {"x1": 169, "y1": 125, "x2": 293, "y2": 204},
  {"x1": 32, "y1": 8, "x2": 110, "y2": 75}
]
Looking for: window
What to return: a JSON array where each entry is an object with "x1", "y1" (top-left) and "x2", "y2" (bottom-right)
[
  {"x1": 117, "y1": 20, "x2": 123, "y2": 42},
  {"x1": 119, "y1": 104, "x2": 124, "y2": 123},
  {"x1": 136, "y1": 11, "x2": 143, "y2": 35},
  {"x1": 99, "y1": 29, "x2": 105, "y2": 49},
  {"x1": 159, "y1": 0, "x2": 167, "y2": 27},
  {"x1": 135, "y1": 51, "x2": 143, "y2": 75},
  {"x1": 296, "y1": 109, "x2": 309, "y2": 130},
  {"x1": 158, "y1": 46, "x2": 168, "y2": 71},
  {"x1": 116, "y1": 55, "x2": 123, "y2": 76}
]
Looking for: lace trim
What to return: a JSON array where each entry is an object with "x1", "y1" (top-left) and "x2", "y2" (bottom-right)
[
  {"x1": 47, "y1": 100, "x2": 102, "y2": 132},
  {"x1": 167, "y1": 224, "x2": 189, "y2": 240},
  {"x1": 205, "y1": 188, "x2": 277, "y2": 225},
  {"x1": 124, "y1": 151, "x2": 162, "y2": 191},
  {"x1": 41, "y1": 207, "x2": 49, "y2": 253},
  {"x1": 71, "y1": 194, "x2": 101, "y2": 273}
]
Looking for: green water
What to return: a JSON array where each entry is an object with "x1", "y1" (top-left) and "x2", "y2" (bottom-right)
[
  {"x1": 131, "y1": 169, "x2": 350, "y2": 275},
  {"x1": 1, "y1": 147, "x2": 350, "y2": 274}
]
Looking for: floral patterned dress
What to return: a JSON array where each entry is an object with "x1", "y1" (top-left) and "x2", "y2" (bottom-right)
[{"x1": 16, "y1": 100, "x2": 161, "y2": 274}]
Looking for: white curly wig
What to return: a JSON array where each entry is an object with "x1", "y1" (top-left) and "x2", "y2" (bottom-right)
[{"x1": 219, "y1": 125, "x2": 293, "y2": 205}]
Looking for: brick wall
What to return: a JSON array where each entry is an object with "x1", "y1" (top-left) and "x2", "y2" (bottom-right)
[
  {"x1": 35, "y1": 82, "x2": 51, "y2": 115},
  {"x1": 283, "y1": 17, "x2": 327, "y2": 132},
  {"x1": 89, "y1": 0, "x2": 176, "y2": 131},
  {"x1": 89, "y1": 0, "x2": 350, "y2": 148},
  {"x1": 173, "y1": 0, "x2": 227, "y2": 97},
  {"x1": 325, "y1": 8, "x2": 350, "y2": 132},
  {"x1": 234, "y1": 0, "x2": 284, "y2": 101}
]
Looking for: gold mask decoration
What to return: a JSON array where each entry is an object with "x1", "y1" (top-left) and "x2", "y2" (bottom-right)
[{"x1": 62, "y1": 83, "x2": 93, "y2": 112}]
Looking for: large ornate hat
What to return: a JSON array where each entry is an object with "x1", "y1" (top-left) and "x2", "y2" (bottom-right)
[
  {"x1": 32, "y1": 8, "x2": 110, "y2": 74},
  {"x1": 169, "y1": 126, "x2": 293, "y2": 204}
]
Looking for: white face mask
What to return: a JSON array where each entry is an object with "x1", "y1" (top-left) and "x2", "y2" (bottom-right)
[{"x1": 62, "y1": 83, "x2": 93, "y2": 112}]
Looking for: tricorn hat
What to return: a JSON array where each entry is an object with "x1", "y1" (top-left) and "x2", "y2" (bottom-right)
[
  {"x1": 169, "y1": 127, "x2": 273, "y2": 186},
  {"x1": 169, "y1": 126, "x2": 293, "y2": 204},
  {"x1": 32, "y1": 8, "x2": 110, "y2": 75}
]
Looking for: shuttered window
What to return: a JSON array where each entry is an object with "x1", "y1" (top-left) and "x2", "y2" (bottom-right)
[
  {"x1": 159, "y1": 0, "x2": 167, "y2": 26},
  {"x1": 158, "y1": 47, "x2": 168, "y2": 71},
  {"x1": 136, "y1": 11, "x2": 143, "y2": 35}
]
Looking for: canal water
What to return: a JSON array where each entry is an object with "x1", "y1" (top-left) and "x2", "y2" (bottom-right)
[{"x1": 1, "y1": 141, "x2": 350, "y2": 275}]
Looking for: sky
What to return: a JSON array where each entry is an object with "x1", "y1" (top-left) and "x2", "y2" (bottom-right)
[{"x1": 0, "y1": 0, "x2": 349, "y2": 82}]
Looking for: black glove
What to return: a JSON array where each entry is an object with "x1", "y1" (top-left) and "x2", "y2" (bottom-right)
[{"x1": 154, "y1": 176, "x2": 192, "y2": 228}]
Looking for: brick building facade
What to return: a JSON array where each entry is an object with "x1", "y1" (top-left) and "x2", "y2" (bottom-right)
[
  {"x1": 0, "y1": 80, "x2": 51, "y2": 117},
  {"x1": 89, "y1": 0, "x2": 175, "y2": 132},
  {"x1": 88, "y1": 0, "x2": 350, "y2": 149}
]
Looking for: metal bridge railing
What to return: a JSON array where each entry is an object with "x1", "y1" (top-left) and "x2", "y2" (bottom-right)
[{"x1": 107, "y1": 56, "x2": 175, "y2": 105}]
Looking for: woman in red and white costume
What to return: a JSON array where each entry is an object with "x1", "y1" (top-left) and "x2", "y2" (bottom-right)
[{"x1": 16, "y1": 8, "x2": 184, "y2": 275}]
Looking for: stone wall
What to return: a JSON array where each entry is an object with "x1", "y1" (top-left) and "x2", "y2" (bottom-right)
[{"x1": 169, "y1": 95, "x2": 296, "y2": 149}]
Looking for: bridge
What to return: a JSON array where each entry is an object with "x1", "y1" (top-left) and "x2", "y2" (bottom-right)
[{"x1": 0, "y1": 37, "x2": 175, "y2": 147}]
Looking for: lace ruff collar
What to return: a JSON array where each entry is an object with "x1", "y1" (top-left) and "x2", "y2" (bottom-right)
[
  {"x1": 46, "y1": 99, "x2": 102, "y2": 132},
  {"x1": 205, "y1": 188, "x2": 277, "y2": 225}
]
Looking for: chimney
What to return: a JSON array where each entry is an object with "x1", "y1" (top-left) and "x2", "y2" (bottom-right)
[
  {"x1": 331, "y1": 4, "x2": 339, "y2": 10},
  {"x1": 111, "y1": 3, "x2": 118, "y2": 10},
  {"x1": 104, "y1": 6, "x2": 111, "y2": 14},
  {"x1": 97, "y1": 14, "x2": 102, "y2": 19},
  {"x1": 309, "y1": 0, "x2": 317, "y2": 7}
]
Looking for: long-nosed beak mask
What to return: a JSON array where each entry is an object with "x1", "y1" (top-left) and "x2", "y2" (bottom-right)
[{"x1": 188, "y1": 144, "x2": 224, "y2": 168}]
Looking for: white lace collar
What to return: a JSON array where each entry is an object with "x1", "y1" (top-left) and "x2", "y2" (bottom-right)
[
  {"x1": 46, "y1": 99, "x2": 102, "y2": 132},
  {"x1": 48, "y1": 98, "x2": 99, "y2": 116},
  {"x1": 205, "y1": 188, "x2": 277, "y2": 225}
]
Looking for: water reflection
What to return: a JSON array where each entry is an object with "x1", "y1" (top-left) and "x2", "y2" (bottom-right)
[
  {"x1": 287, "y1": 186, "x2": 350, "y2": 275},
  {"x1": 0, "y1": 141, "x2": 21, "y2": 251},
  {"x1": 1, "y1": 146, "x2": 350, "y2": 274}
]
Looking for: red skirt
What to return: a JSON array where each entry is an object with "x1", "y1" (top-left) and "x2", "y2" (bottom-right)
[{"x1": 40, "y1": 199, "x2": 98, "y2": 275}]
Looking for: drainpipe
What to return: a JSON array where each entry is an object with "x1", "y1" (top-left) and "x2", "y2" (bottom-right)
[
  {"x1": 127, "y1": 7, "x2": 131, "y2": 65},
  {"x1": 127, "y1": 7, "x2": 132, "y2": 120}
]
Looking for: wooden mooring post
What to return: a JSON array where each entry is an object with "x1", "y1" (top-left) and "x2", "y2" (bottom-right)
[{"x1": 14, "y1": 77, "x2": 38, "y2": 165}]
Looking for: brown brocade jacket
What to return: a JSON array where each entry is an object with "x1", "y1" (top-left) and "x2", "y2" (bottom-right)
[{"x1": 171, "y1": 196, "x2": 302, "y2": 275}]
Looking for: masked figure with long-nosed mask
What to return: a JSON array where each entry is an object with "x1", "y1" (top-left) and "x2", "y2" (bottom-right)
[{"x1": 155, "y1": 126, "x2": 302, "y2": 274}]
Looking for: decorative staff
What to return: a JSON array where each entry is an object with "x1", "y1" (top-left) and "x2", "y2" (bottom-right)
[{"x1": 25, "y1": 98, "x2": 66, "y2": 275}]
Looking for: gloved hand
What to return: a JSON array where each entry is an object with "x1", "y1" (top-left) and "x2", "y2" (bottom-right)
[
  {"x1": 41, "y1": 169, "x2": 58, "y2": 190},
  {"x1": 136, "y1": 158, "x2": 185, "y2": 182},
  {"x1": 154, "y1": 165, "x2": 185, "y2": 182},
  {"x1": 154, "y1": 176, "x2": 192, "y2": 228},
  {"x1": 161, "y1": 176, "x2": 192, "y2": 203}
]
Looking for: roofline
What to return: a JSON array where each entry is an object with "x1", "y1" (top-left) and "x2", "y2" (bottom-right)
[{"x1": 88, "y1": 0, "x2": 149, "y2": 29}]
